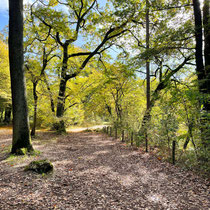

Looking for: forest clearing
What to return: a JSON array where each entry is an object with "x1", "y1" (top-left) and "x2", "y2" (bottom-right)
[{"x1": 0, "y1": 127, "x2": 209, "y2": 209}]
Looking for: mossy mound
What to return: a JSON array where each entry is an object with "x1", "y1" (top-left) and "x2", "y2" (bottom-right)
[{"x1": 25, "y1": 159, "x2": 53, "y2": 174}]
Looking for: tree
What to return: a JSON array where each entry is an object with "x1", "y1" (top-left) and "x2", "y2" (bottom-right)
[
  {"x1": 9, "y1": 0, "x2": 33, "y2": 154},
  {"x1": 203, "y1": 0, "x2": 210, "y2": 92},
  {"x1": 192, "y1": 0, "x2": 205, "y2": 94},
  {"x1": 192, "y1": 0, "x2": 210, "y2": 151},
  {"x1": 145, "y1": 0, "x2": 150, "y2": 152},
  {"x1": 123, "y1": 0, "x2": 194, "y2": 148},
  {"x1": 25, "y1": 43, "x2": 58, "y2": 136},
  {"x1": 83, "y1": 61, "x2": 145, "y2": 135},
  {"x1": 29, "y1": 0, "x2": 134, "y2": 132}
]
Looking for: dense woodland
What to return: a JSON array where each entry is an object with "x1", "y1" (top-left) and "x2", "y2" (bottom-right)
[{"x1": 0, "y1": 0, "x2": 209, "y2": 173}]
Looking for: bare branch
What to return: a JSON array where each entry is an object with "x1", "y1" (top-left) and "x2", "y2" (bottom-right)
[
  {"x1": 81, "y1": 0, "x2": 96, "y2": 20},
  {"x1": 128, "y1": 29, "x2": 146, "y2": 48},
  {"x1": 64, "y1": 102, "x2": 78, "y2": 112},
  {"x1": 56, "y1": 32, "x2": 64, "y2": 46},
  {"x1": 68, "y1": 52, "x2": 92, "y2": 58}
]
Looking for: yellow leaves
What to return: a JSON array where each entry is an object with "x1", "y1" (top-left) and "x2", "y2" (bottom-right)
[
  {"x1": 0, "y1": 40, "x2": 11, "y2": 105},
  {"x1": 0, "y1": 40, "x2": 9, "y2": 65},
  {"x1": 157, "y1": 157, "x2": 162, "y2": 161},
  {"x1": 49, "y1": 0, "x2": 58, "y2": 7}
]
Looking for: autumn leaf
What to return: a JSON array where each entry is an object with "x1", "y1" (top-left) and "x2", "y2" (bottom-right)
[{"x1": 157, "y1": 157, "x2": 161, "y2": 161}]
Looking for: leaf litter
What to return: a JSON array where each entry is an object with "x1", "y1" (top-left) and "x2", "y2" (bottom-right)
[{"x1": 0, "y1": 128, "x2": 209, "y2": 209}]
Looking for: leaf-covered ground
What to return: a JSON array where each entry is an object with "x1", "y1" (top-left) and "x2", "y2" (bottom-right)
[{"x1": 0, "y1": 127, "x2": 209, "y2": 209}]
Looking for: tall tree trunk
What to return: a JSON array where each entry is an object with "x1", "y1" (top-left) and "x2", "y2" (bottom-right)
[
  {"x1": 203, "y1": 0, "x2": 210, "y2": 98},
  {"x1": 55, "y1": 44, "x2": 69, "y2": 133},
  {"x1": 145, "y1": 0, "x2": 150, "y2": 152},
  {"x1": 9, "y1": 0, "x2": 33, "y2": 154},
  {"x1": 193, "y1": 0, "x2": 209, "y2": 149},
  {"x1": 192, "y1": 0, "x2": 205, "y2": 92},
  {"x1": 56, "y1": 78, "x2": 67, "y2": 118},
  {"x1": 202, "y1": 0, "x2": 210, "y2": 152},
  {"x1": 31, "y1": 82, "x2": 38, "y2": 137}
]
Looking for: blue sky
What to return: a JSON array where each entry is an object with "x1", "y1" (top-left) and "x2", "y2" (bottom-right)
[{"x1": 0, "y1": 0, "x2": 8, "y2": 31}]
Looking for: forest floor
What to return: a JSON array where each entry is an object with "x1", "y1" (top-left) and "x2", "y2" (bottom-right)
[{"x1": 0, "y1": 126, "x2": 209, "y2": 210}]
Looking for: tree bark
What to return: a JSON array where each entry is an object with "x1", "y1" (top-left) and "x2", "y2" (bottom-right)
[
  {"x1": 193, "y1": 0, "x2": 209, "y2": 109},
  {"x1": 146, "y1": 0, "x2": 150, "y2": 111},
  {"x1": 202, "y1": 0, "x2": 210, "y2": 150},
  {"x1": 55, "y1": 44, "x2": 69, "y2": 133},
  {"x1": 192, "y1": 0, "x2": 205, "y2": 92},
  {"x1": 31, "y1": 82, "x2": 38, "y2": 137},
  {"x1": 203, "y1": 0, "x2": 210, "y2": 98},
  {"x1": 9, "y1": 0, "x2": 33, "y2": 153},
  {"x1": 145, "y1": 0, "x2": 150, "y2": 152},
  {"x1": 56, "y1": 78, "x2": 67, "y2": 118},
  {"x1": 193, "y1": 0, "x2": 209, "y2": 149}
]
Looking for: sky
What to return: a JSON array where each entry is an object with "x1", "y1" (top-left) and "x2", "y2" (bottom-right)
[
  {"x1": 0, "y1": 0, "x2": 33, "y2": 31},
  {"x1": 0, "y1": 0, "x2": 8, "y2": 31}
]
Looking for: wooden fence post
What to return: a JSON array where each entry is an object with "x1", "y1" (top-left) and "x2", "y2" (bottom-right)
[
  {"x1": 122, "y1": 130, "x2": 125, "y2": 142},
  {"x1": 145, "y1": 132, "x2": 148, "y2": 152},
  {"x1": 172, "y1": 140, "x2": 176, "y2": 165},
  {"x1": 131, "y1": 131, "x2": 134, "y2": 146},
  {"x1": 115, "y1": 126, "x2": 117, "y2": 139}
]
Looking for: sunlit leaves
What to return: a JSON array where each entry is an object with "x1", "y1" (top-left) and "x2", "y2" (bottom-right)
[{"x1": 0, "y1": 40, "x2": 11, "y2": 108}]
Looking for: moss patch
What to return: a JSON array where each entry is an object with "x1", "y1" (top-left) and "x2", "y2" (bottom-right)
[
  {"x1": 25, "y1": 159, "x2": 53, "y2": 174},
  {"x1": 15, "y1": 148, "x2": 28, "y2": 155}
]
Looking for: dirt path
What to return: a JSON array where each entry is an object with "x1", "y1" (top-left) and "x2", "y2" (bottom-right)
[
  {"x1": 0, "y1": 129, "x2": 209, "y2": 209},
  {"x1": 67, "y1": 125, "x2": 107, "y2": 132}
]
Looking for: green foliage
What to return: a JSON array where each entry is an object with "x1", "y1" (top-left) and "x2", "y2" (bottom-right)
[{"x1": 82, "y1": 62, "x2": 146, "y2": 131}]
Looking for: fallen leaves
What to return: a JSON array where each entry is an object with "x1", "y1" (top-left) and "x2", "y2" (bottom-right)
[
  {"x1": 0, "y1": 131, "x2": 209, "y2": 209},
  {"x1": 157, "y1": 157, "x2": 162, "y2": 161}
]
